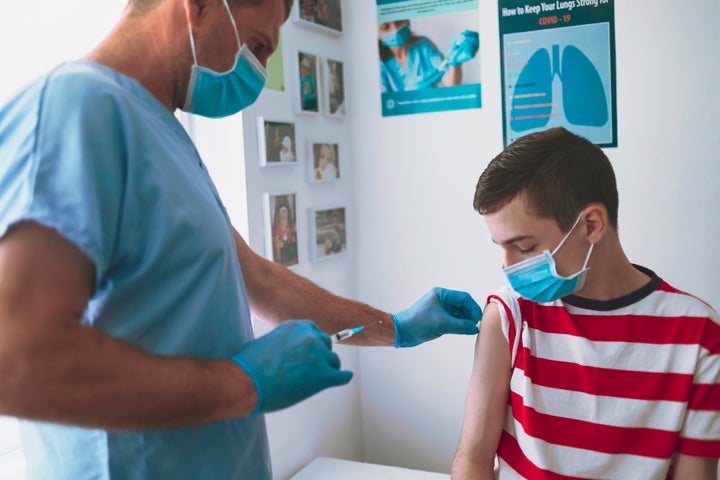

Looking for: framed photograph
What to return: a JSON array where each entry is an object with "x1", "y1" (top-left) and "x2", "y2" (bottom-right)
[
  {"x1": 310, "y1": 206, "x2": 346, "y2": 261},
  {"x1": 307, "y1": 142, "x2": 340, "y2": 183},
  {"x1": 322, "y1": 57, "x2": 346, "y2": 117},
  {"x1": 263, "y1": 193, "x2": 300, "y2": 268},
  {"x1": 257, "y1": 118, "x2": 297, "y2": 166},
  {"x1": 293, "y1": 0, "x2": 343, "y2": 36},
  {"x1": 295, "y1": 51, "x2": 321, "y2": 114}
]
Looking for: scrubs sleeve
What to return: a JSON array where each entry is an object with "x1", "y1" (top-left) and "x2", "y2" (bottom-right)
[
  {"x1": 379, "y1": 61, "x2": 390, "y2": 94},
  {"x1": 1, "y1": 68, "x2": 127, "y2": 288},
  {"x1": 421, "y1": 38, "x2": 445, "y2": 70}
]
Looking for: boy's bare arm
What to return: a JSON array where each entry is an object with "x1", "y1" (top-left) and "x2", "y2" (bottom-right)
[
  {"x1": 452, "y1": 302, "x2": 511, "y2": 479},
  {"x1": 672, "y1": 454, "x2": 718, "y2": 479}
]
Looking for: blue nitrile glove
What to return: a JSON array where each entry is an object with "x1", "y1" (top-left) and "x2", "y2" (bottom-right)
[
  {"x1": 392, "y1": 287, "x2": 482, "y2": 348},
  {"x1": 445, "y1": 30, "x2": 479, "y2": 66},
  {"x1": 231, "y1": 320, "x2": 353, "y2": 415}
]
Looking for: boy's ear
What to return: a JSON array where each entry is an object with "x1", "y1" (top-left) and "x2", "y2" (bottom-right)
[{"x1": 582, "y1": 204, "x2": 607, "y2": 244}]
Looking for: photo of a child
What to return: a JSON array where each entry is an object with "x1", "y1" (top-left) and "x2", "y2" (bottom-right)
[
  {"x1": 311, "y1": 207, "x2": 346, "y2": 261},
  {"x1": 264, "y1": 193, "x2": 299, "y2": 267},
  {"x1": 310, "y1": 143, "x2": 339, "y2": 183},
  {"x1": 258, "y1": 119, "x2": 297, "y2": 166}
]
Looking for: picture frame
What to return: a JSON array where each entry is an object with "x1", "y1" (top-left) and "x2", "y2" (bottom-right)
[
  {"x1": 263, "y1": 193, "x2": 300, "y2": 268},
  {"x1": 293, "y1": 0, "x2": 343, "y2": 36},
  {"x1": 307, "y1": 141, "x2": 340, "y2": 184},
  {"x1": 295, "y1": 51, "x2": 321, "y2": 115},
  {"x1": 322, "y1": 57, "x2": 346, "y2": 117},
  {"x1": 309, "y1": 206, "x2": 347, "y2": 262},
  {"x1": 257, "y1": 117, "x2": 298, "y2": 166}
]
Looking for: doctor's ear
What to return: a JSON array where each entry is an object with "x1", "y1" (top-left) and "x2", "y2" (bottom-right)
[
  {"x1": 183, "y1": 0, "x2": 210, "y2": 26},
  {"x1": 581, "y1": 204, "x2": 608, "y2": 244}
]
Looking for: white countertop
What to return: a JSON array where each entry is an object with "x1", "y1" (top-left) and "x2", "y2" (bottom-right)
[{"x1": 291, "y1": 457, "x2": 451, "y2": 480}]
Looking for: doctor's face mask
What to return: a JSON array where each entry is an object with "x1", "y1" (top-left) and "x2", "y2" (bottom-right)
[
  {"x1": 182, "y1": 0, "x2": 268, "y2": 118},
  {"x1": 380, "y1": 23, "x2": 411, "y2": 48},
  {"x1": 502, "y1": 213, "x2": 594, "y2": 303}
]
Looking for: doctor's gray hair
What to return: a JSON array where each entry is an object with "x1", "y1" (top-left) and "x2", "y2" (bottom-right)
[{"x1": 128, "y1": 0, "x2": 292, "y2": 20}]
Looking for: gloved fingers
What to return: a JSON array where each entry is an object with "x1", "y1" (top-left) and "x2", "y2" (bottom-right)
[
  {"x1": 325, "y1": 349, "x2": 341, "y2": 370},
  {"x1": 319, "y1": 369, "x2": 354, "y2": 388},
  {"x1": 318, "y1": 330, "x2": 332, "y2": 349},
  {"x1": 440, "y1": 317, "x2": 480, "y2": 335},
  {"x1": 287, "y1": 319, "x2": 332, "y2": 347},
  {"x1": 438, "y1": 288, "x2": 482, "y2": 320},
  {"x1": 318, "y1": 357, "x2": 354, "y2": 387},
  {"x1": 460, "y1": 30, "x2": 480, "y2": 44},
  {"x1": 334, "y1": 369, "x2": 354, "y2": 386}
]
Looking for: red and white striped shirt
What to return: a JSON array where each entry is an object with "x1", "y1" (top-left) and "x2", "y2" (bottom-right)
[{"x1": 489, "y1": 266, "x2": 720, "y2": 479}]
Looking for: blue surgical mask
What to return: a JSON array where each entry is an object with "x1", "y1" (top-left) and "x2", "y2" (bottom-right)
[
  {"x1": 181, "y1": 0, "x2": 268, "y2": 118},
  {"x1": 381, "y1": 24, "x2": 411, "y2": 48},
  {"x1": 502, "y1": 214, "x2": 594, "y2": 303}
]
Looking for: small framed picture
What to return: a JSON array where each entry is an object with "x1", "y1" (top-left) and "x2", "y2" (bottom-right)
[
  {"x1": 322, "y1": 57, "x2": 346, "y2": 117},
  {"x1": 296, "y1": 51, "x2": 321, "y2": 115},
  {"x1": 293, "y1": 0, "x2": 343, "y2": 36},
  {"x1": 257, "y1": 118, "x2": 297, "y2": 166},
  {"x1": 310, "y1": 206, "x2": 347, "y2": 261},
  {"x1": 263, "y1": 193, "x2": 300, "y2": 268},
  {"x1": 307, "y1": 142, "x2": 340, "y2": 183}
]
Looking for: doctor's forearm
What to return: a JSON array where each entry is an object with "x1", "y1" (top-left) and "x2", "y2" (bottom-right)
[
  {"x1": 443, "y1": 66, "x2": 462, "y2": 86},
  {"x1": 233, "y1": 230, "x2": 395, "y2": 345},
  {"x1": 0, "y1": 325, "x2": 258, "y2": 429},
  {"x1": 251, "y1": 257, "x2": 394, "y2": 346}
]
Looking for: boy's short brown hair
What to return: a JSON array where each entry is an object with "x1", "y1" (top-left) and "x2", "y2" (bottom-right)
[{"x1": 473, "y1": 127, "x2": 619, "y2": 231}]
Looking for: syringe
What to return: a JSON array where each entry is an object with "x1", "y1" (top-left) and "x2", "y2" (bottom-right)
[{"x1": 330, "y1": 326, "x2": 364, "y2": 343}]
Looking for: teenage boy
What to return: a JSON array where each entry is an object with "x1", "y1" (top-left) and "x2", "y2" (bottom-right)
[{"x1": 452, "y1": 127, "x2": 720, "y2": 479}]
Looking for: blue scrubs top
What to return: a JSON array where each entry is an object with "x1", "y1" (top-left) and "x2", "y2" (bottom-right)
[
  {"x1": 380, "y1": 37, "x2": 444, "y2": 92},
  {"x1": 0, "y1": 62, "x2": 271, "y2": 479}
]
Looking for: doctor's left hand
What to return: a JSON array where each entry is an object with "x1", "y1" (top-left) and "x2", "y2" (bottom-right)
[{"x1": 392, "y1": 287, "x2": 482, "y2": 348}]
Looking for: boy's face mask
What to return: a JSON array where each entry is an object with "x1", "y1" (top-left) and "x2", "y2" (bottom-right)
[{"x1": 502, "y1": 214, "x2": 594, "y2": 303}]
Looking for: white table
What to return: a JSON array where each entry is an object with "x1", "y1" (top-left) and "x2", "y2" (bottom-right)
[{"x1": 291, "y1": 457, "x2": 450, "y2": 480}]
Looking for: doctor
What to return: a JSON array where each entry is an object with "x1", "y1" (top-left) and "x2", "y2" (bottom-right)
[{"x1": 0, "y1": 0, "x2": 482, "y2": 478}]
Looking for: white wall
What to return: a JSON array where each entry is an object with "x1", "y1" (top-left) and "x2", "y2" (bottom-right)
[
  {"x1": 219, "y1": 1, "x2": 365, "y2": 478},
  {"x1": 348, "y1": 0, "x2": 720, "y2": 474},
  {"x1": 3, "y1": 1, "x2": 719, "y2": 478}
]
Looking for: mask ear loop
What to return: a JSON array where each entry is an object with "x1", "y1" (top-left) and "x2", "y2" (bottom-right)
[
  {"x1": 187, "y1": 0, "x2": 241, "y2": 67},
  {"x1": 221, "y1": 0, "x2": 243, "y2": 51},
  {"x1": 551, "y1": 213, "x2": 584, "y2": 256},
  {"x1": 187, "y1": 23, "x2": 199, "y2": 66},
  {"x1": 581, "y1": 243, "x2": 594, "y2": 269}
]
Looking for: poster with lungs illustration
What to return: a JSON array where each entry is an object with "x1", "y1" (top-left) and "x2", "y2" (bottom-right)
[{"x1": 499, "y1": 0, "x2": 616, "y2": 147}]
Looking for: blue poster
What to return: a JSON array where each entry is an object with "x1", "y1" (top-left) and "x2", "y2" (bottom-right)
[
  {"x1": 377, "y1": 0, "x2": 482, "y2": 117},
  {"x1": 499, "y1": 0, "x2": 617, "y2": 147}
]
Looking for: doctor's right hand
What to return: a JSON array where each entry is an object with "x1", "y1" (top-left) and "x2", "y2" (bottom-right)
[
  {"x1": 231, "y1": 320, "x2": 353, "y2": 416},
  {"x1": 445, "y1": 30, "x2": 479, "y2": 66}
]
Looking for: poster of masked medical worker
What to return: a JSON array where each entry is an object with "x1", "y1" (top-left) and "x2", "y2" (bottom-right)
[
  {"x1": 499, "y1": 0, "x2": 616, "y2": 147},
  {"x1": 264, "y1": 193, "x2": 300, "y2": 268},
  {"x1": 376, "y1": 0, "x2": 481, "y2": 117}
]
